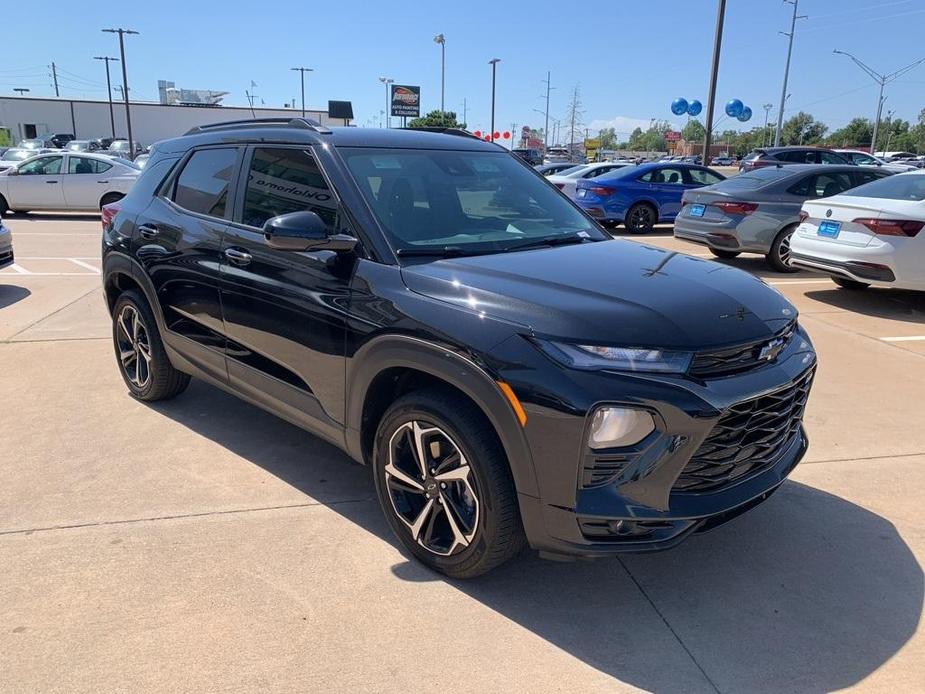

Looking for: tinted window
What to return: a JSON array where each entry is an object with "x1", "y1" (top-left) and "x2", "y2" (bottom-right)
[
  {"x1": 820, "y1": 151, "x2": 848, "y2": 164},
  {"x1": 686, "y1": 168, "x2": 724, "y2": 185},
  {"x1": 18, "y1": 155, "x2": 63, "y2": 175},
  {"x1": 240, "y1": 147, "x2": 336, "y2": 230},
  {"x1": 68, "y1": 156, "x2": 112, "y2": 174},
  {"x1": 776, "y1": 150, "x2": 813, "y2": 164},
  {"x1": 172, "y1": 148, "x2": 237, "y2": 218},
  {"x1": 841, "y1": 173, "x2": 925, "y2": 201},
  {"x1": 788, "y1": 172, "x2": 854, "y2": 197},
  {"x1": 640, "y1": 167, "x2": 684, "y2": 184},
  {"x1": 853, "y1": 170, "x2": 888, "y2": 186}
]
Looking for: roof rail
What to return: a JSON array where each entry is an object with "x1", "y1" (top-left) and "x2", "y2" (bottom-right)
[
  {"x1": 402, "y1": 126, "x2": 482, "y2": 140},
  {"x1": 183, "y1": 117, "x2": 332, "y2": 136}
]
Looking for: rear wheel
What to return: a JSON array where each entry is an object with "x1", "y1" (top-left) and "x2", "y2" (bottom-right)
[
  {"x1": 372, "y1": 389, "x2": 525, "y2": 578},
  {"x1": 709, "y1": 248, "x2": 741, "y2": 259},
  {"x1": 625, "y1": 203, "x2": 656, "y2": 234},
  {"x1": 100, "y1": 192, "x2": 123, "y2": 209},
  {"x1": 0, "y1": 194, "x2": 9, "y2": 214},
  {"x1": 766, "y1": 225, "x2": 800, "y2": 273},
  {"x1": 832, "y1": 277, "x2": 870, "y2": 291}
]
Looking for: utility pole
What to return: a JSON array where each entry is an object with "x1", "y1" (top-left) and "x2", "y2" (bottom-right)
[
  {"x1": 542, "y1": 71, "x2": 552, "y2": 152},
  {"x1": 50, "y1": 62, "x2": 59, "y2": 97},
  {"x1": 489, "y1": 59, "x2": 500, "y2": 141},
  {"x1": 511, "y1": 122, "x2": 517, "y2": 150},
  {"x1": 290, "y1": 67, "x2": 313, "y2": 118},
  {"x1": 565, "y1": 85, "x2": 583, "y2": 160},
  {"x1": 461, "y1": 97, "x2": 467, "y2": 127},
  {"x1": 94, "y1": 56, "x2": 119, "y2": 139},
  {"x1": 245, "y1": 90, "x2": 256, "y2": 117},
  {"x1": 774, "y1": 0, "x2": 807, "y2": 147},
  {"x1": 379, "y1": 77, "x2": 394, "y2": 128},
  {"x1": 434, "y1": 34, "x2": 446, "y2": 112},
  {"x1": 103, "y1": 28, "x2": 139, "y2": 158},
  {"x1": 884, "y1": 109, "x2": 895, "y2": 153},
  {"x1": 702, "y1": 0, "x2": 726, "y2": 164},
  {"x1": 833, "y1": 50, "x2": 925, "y2": 156},
  {"x1": 762, "y1": 103, "x2": 773, "y2": 146}
]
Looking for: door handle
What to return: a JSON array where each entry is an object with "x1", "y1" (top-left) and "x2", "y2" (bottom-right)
[
  {"x1": 224, "y1": 247, "x2": 252, "y2": 266},
  {"x1": 46, "y1": 180, "x2": 59, "y2": 184},
  {"x1": 138, "y1": 224, "x2": 159, "y2": 239},
  {"x1": 97, "y1": 179, "x2": 109, "y2": 183}
]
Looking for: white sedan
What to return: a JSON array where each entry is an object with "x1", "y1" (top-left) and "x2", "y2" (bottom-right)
[
  {"x1": 547, "y1": 162, "x2": 631, "y2": 199},
  {"x1": 790, "y1": 171, "x2": 925, "y2": 291},
  {"x1": 0, "y1": 151, "x2": 139, "y2": 213},
  {"x1": 835, "y1": 149, "x2": 918, "y2": 174}
]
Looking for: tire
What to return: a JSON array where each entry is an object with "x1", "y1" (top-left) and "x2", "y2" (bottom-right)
[
  {"x1": 766, "y1": 225, "x2": 800, "y2": 273},
  {"x1": 709, "y1": 248, "x2": 741, "y2": 259},
  {"x1": 625, "y1": 203, "x2": 657, "y2": 234},
  {"x1": 832, "y1": 277, "x2": 870, "y2": 290},
  {"x1": 111, "y1": 289, "x2": 190, "y2": 401},
  {"x1": 372, "y1": 389, "x2": 526, "y2": 579},
  {"x1": 100, "y1": 192, "x2": 124, "y2": 209},
  {"x1": 0, "y1": 194, "x2": 9, "y2": 214}
]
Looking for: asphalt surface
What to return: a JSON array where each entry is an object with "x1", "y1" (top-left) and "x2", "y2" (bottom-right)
[{"x1": 1, "y1": 214, "x2": 923, "y2": 692}]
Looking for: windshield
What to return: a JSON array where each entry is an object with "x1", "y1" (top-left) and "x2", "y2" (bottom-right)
[
  {"x1": 557, "y1": 165, "x2": 589, "y2": 177},
  {"x1": 842, "y1": 173, "x2": 925, "y2": 202},
  {"x1": 2, "y1": 150, "x2": 35, "y2": 161},
  {"x1": 342, "y1": 148, "x2": 603, "y2": 254}
]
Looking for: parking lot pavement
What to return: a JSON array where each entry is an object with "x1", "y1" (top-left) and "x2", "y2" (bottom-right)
[{"x1": 1, "y1": 215, "x2": 923, "y2": 692}]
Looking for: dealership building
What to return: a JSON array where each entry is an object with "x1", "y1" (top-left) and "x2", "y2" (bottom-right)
[{"x1": 0, "y1": 95, "x2": 343, "y2": 147}]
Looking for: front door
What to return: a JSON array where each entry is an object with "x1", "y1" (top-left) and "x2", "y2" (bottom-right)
[
  {"x1": 646, "y1": 166, "x2": 687, "y2": 220},
  {"x1": 133, "y1": 146, "x2": 241, "y2": 384},
  {"x1": 219, "y1": 145, "x2": 352, "y2": 444},
  {"x1": 63, "y1": 155, "x2": 115, "y2": 209},
  {"x1": 8, "y1": 154, "x2": 66, "y2": 209}
]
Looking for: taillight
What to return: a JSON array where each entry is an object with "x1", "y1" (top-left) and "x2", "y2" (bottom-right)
[
  {"x1": 714, "y1": 201, "x2": 758, "y2": 215},
  {"x1": 101, "y1": 201, "x2": 121, "y2": 231},
  {"x1": 798, "y1": 210, "x2": 809, "y2": 223},
  {"x1": 852, "y1": 218, "x2": 924, "y2": 237},
  {"x1": 588, "y1": 186, "x2": 615, "y2": 197}
]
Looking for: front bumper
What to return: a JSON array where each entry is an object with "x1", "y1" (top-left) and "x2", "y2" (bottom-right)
[{"x1": 494, "y1": 326, "x2": 817, "y2": 558}]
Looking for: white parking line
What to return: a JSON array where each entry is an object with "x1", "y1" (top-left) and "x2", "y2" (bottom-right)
[
  {"x1": 67, "y1": 259, "x2": 101, "y2": 273},
  {"x1": 881, "y1": 336, "x2": 925, "y2": 343},
  {"x1": 8, "y1": 263, "x2": 30, "y2": 274},
  {"x1": 16, "y1": 256, "x2": 99, "y2": 260},
  {"x1": 767, "y1": 279, "x2": 833, "y2": 286}
]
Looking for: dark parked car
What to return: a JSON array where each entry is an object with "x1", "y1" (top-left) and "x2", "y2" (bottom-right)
[
  {"x1": 93, "y1": 137, "x2": 117, "y2": 150},
  {"x1": 102, "y1": 118, "x2": 816, "y2": 577},
  {"x1": 50, "y1": 133, "x2": 75, "y2": 149},
  {"x1": 66, "y1": 140, "x2": 102, "y2": 153},
  {"x1": 534, "y1": 162, "x2": 580, "y2": 176},
  {"x1": 739, "y1": 146, "x2": 851, "y2": 172},
  {"x1": 512, "y1": 147, "x2": 543, "y2": 165}
]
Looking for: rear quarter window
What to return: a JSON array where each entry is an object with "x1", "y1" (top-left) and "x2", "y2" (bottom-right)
[{"x1": 171, "y1": 148, "x2": 238, "y2": 218}]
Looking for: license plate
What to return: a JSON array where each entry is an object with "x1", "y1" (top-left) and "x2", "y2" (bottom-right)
[
  {"x1": 689, "y1": 204, "x2": 705, "y2": 217},
  {"x1": 818, "y1": 220, "x2": 841, "y2": 237}
]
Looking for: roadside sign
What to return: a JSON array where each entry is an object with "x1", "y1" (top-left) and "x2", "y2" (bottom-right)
[{"x1": 390, "y1": 85, "x2": 421, "y2": 118}]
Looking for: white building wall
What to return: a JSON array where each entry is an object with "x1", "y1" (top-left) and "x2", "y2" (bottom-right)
[{"x1": 0, "y1": 96, "x2": 339, "y2": 146}]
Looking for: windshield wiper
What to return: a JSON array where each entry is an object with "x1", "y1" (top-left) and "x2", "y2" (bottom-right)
[
  {"x1": 396, "y1": 246, "x2": 474, "y2": 258},
  {"x1": 503, "y1": 232, "x2": 595, "y2": 252}
]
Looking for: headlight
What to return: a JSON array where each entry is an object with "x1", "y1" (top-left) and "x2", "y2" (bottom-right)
[
  {"x1": 537, "y1": 339, "x2": 693, "y2": 374},
  {"x1": 589, "y1": 407, "x2": 655, "y2": 449}
]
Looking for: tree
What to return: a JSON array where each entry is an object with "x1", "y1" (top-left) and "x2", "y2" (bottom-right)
[
  {"x1": 598, "y1": 127, "x2": 618, "y2": 150},
  {"x1": 780, "y1": 112, "x2": 827, "y2": 145},
  {"x1": 407, "y1": 110, "x2": 466, "y2": 129},
  {"x1": 681, "y1": 119, "x2": 706, "y2": 142},
  {"x1": 827, "y1": 118, "x2": 873, "y2": 148}
]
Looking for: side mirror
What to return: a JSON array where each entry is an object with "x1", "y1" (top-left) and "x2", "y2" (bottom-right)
[{"x1": 263, "y1": 210, "x2": 357, "y2": 253}]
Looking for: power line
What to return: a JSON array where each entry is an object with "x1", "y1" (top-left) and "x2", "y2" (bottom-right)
[{"x1": 798, "y1": 8, "x2": 925, "y2": 32}]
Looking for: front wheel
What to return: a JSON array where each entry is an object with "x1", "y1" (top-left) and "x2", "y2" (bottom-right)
[
  {"x1": 709, "y1": 248, "x2": 741, "y2": 259},
  {"x1": 832, "y1": 277, "x2": 870, "y2": 291},
  {"x1": 372, "y1": 389, "x2": 525, "y2": 578},
  {"x1": 766, "y1": 226, "x2": 800, "y2": 273},
  {"x1": 625, "y1": 203, "x2": 656, "y2": 234}
]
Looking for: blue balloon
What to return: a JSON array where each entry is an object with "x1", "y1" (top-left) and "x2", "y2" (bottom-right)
[
  {"x1": 671, "y1": 97, "x2": 689, "y2": 116},
  {"x1": 737, "y1": 106, "x2": 753, "y2": 123},
  {"x1": 724, "y1": 99, "x2": 744, "y2": 118},
  {"x1": 687, "y1": 100, "x2": 702, "y2": 117}
]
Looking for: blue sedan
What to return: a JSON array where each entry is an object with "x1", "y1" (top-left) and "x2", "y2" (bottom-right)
[{"x1": 574, "y1": 162, "x2": 726, "y2": 233}]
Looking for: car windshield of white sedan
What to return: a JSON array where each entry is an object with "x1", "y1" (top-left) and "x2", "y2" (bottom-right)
[
  {"x1": 2, "y1": 150, "x2": 35, "y2": 161},
  {"x1": 343, "y1": 148, "x2": 603, "y2": 253},
  {"x1": 843, "y1": 174, "x2": 925, "y2": 202}
]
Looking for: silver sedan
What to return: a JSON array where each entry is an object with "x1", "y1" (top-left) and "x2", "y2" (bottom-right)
[
  {"x1": 673, "y1": 164, "x2": 892, "y2": 272},
  {"x1": 0, "y1": 152, "x2": 139, "y2": 214}
]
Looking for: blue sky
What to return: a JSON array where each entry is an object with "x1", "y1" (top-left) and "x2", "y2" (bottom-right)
[{"x1": 2, "y1": 0, "x2": 924, "y2": 137}]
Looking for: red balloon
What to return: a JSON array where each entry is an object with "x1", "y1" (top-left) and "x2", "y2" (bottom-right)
[
  {"x1": 493, "y1": 131, "x2": 501, "y2": 140},
  {"x1": 502, "y1": 131, "x2": 511, "y2": 139},
  {"x1": 483, "y1": 135, "x2": 492, "y2": 141},
  {"x1": 473, "y1": 130, "x2": 482, "y2": 137}
]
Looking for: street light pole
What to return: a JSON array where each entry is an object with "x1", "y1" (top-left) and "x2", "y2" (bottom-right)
[
  {"x1": 433, "y1": 34, "x2": 445, "y2": 113},
  {"x1": 290, "y1": 67, "x2": 313, "y2": 118},
  {"x1": 103, "y1": 28, "x2": 139, "y2": 158},
  {"x1": 542, "y1": 70, "x2": 552, "y2": 152},
  {"x1": 833, "y1": 50, "x2": 925, "y2": 156},
  {"x1": 489, "y1": 58, "x2": 500, "y2": 142},
  {"x1": 702, "y1": 0, "x2": 726, "y2": 166},
  {"x1": 774, "y1": 0, "x2": 807, "y2": 147},
  {"x1": 379, "y1": 77, "x2": 393, "y2": 128},
  {"x1": 94, "y1": 56, "x2": 119, "y2": 139}
]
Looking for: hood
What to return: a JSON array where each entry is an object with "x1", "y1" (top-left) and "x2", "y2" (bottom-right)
[{"x1": 400, "y1": 240, "x2": 796, "y2": 350}]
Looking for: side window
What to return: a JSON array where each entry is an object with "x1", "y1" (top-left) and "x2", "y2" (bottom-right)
[
  {"x1": 68, "y1": 156, "x2": 111, "y2": 174},
  {"x1": 787, "y1": 176, "x2": 813, "y2": 197},
  {"x1": 638, "y1": 170, "x2": 655, "y2": 183},
  {"x1": 820, "y1": 151, "x2": 845, "y2": 165},
  {"x1": 813, "y1": 173, "x2": 854, "y2": 197},
  {"x1": 652, "y1": 167, "x2": 684, "y2": 184},
  {"x1": 18, "y1": 155, "x2": 63, "y2": 175},
  {"x1": 853, "y1": 170, "x2": 887, "y2": 187},
  {"x1": 686, "y1": 168, "x2": 724, "y2": 185},
  {"x1": 172, "y1": 148, "x2": 237, "y2": 218},
  {"x1": 240, "y1": 147, "x2": 337, "y2": 230}
]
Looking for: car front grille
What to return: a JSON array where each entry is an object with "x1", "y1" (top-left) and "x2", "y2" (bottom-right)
[
  {"x1": 690, "y1": 322, "x2": 796, "y2": 379},
  {"x1": 673, "y1": 367, "x2": 814, "y2": 493}
]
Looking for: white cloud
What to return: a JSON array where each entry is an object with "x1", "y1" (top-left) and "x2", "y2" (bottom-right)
[{"x1": 588, "y1": 115, "x2": 656, "y2": 135}]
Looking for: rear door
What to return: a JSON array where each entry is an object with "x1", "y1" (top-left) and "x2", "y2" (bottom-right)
[
  {"x1": 643, "y1": 166, "x2": 687, "y2": 219},
  {"x1": 218, "y1": 145, "x2": 352, "y2": 440},
  {"x1": 8, "y1": 154, "x2": 66, "y2": 209},
  {"x1": 63, "y1": 155, "x2": 114, "y2": 209},
  {"x1": 132, "y1": 145, "x2": 241, "y2": 384}
]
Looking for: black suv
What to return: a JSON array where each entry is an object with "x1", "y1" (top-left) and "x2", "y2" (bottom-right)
[
  {"x1": 740, "y1": 146, "x2": 851, "y2": 172},
  {"x1": 102, "y1": 118, "x2": 816, "y2": 577}
]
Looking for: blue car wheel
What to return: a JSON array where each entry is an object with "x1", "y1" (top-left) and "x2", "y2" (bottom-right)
[{"x1": 625, "y1": 202, "x2": 656, "y2": 234}]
